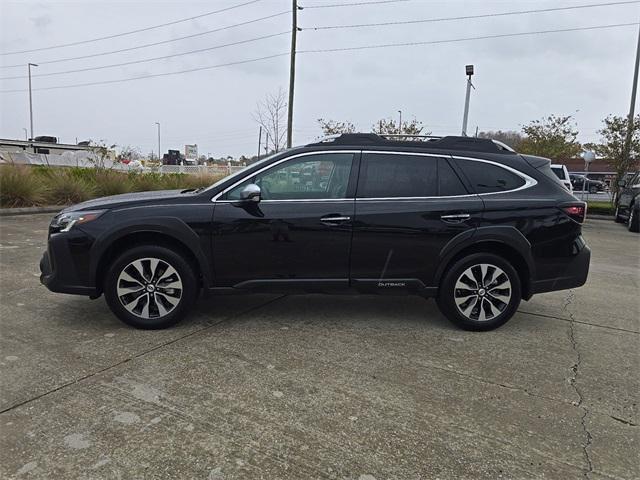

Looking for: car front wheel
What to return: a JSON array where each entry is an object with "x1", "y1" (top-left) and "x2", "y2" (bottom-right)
[
  {"x1": 104, "y1": 245, "x2": 197, "y2": 329},
  {"x1": 437, "y1": 253, "x2": 522, "y2": 331}
]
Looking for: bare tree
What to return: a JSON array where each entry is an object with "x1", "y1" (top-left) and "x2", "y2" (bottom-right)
[{"x1": 253, "y1": 88, "x2": 288, "y2": 153}]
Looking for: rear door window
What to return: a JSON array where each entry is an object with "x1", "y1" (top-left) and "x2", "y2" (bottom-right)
[
  {"x1": 357, "y1": 153, "x2": 438, "y2": 198},
  {"x1": 456, "y1": 159, "x2": 526, "y2": 193}
]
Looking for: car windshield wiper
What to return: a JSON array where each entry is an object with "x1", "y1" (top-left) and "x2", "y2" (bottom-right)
[{"x1": 180, "y1": 187, "x2": 206, "y2": 194}]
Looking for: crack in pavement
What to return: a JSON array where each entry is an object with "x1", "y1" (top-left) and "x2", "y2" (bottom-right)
[
  {"x1": 0, "y1": 295, "x2": 287, "y2": 415},
  {"x1": 564, "y1": 289, "x2": 594, "y2": 479},
  {"x1": 518, "y1": 309, "x2": 639, "y2": 335}
]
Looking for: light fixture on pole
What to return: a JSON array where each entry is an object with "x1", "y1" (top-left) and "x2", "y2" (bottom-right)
[
  {"x1": 155, "y1": 122, "x2": 161, "y2": 161},
  {"x1": 461, "y1": 64, "x2": 475, "y2": 136},
  {"x1": 28, "y1": 63, "x2": 38, "y2": 141},
  {"x1": 581, "y1": 150, "x2": 596, "y2": 200}
]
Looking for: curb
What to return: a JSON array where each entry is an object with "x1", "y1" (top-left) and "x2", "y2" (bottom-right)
[{"x1": 0, "y1": 206, "x2": 65, "y2": 217}]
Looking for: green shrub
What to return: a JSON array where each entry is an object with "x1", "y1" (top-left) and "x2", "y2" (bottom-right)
[
  {"x1": 0, "y1": 165, "x2": 46, "y2": 207},
  {"x1": 43, "y1": 168, "x2": 95, "y2": 205},
  {"x1": 587, "y1": 201, "x2": 615, "y2": 216}
]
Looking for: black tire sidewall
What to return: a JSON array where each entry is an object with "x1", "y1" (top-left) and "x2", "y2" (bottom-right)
[
  {"x1": 438, "y1": 253, "x2": 521, "y2": 331},
  {"x1": 629, "y1": 204, "x2": 640, "y2": 232},
  {"x1": 104, "y1": 245, "x2": 197, "y2": 329}
]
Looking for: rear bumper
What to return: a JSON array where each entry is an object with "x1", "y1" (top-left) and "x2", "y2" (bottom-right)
[{"x1": 531, "y1": 238, "x2": 591, "y2": 295}]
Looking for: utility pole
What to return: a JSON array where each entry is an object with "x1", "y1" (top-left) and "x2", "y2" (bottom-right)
[
  {"x1": 28, "y1": 63, "x2": 38, "y2": 140},
  {"x1": 621, "y1": 23, "x2": 640, "y2": 182},
  {"x1": 265, "y1": 131, "x2": 270, "y2": 155},
  {"x1": 155, "y1": 122, "x2": 161, "y2": 160},
  {"x1": 461, "y1": 64, "x2": 474, "y2": 136},
  {"x1": 398, "y1": 110, "x2": 402, "y2": 133},
  {"x1": 286, "y1": 0, "x2": 299, "y2": 149},
  {"x1": 257, "y1": 126, "x2": 263, "y2": 159}
]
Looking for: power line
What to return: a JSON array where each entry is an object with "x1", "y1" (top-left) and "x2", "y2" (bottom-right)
[
  {"x1": 301, "y1": 0, "x2": 409, "y2": 8},
  {"x1": 303, "y1": 1, "x2": 640, "y2": 31},
  {"x1": 0, "y1": 0, "x2": 264, "y2": 56},
  {"x1": 0, "y1": 11, "x2": 289, "y2": 69},
  {"x1": 2, "y1": 22, "x2": 636, "y2": 94},
  {"x1": 298, "y1": 22, "x2": 639, "y2": 53},
  {"x1": 0, "y1": 32, "x2": 290, "y2": 80},
  {"x1": 0, "y1": 53, "x2": 289, "y2": 93}
]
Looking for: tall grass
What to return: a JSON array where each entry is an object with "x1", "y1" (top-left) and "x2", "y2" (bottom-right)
[
  {"x1": 0, "y1": 165, "x2": 46, "y2": 207},
  {"x1": 0, "y1": 165, "x2": 226, "y2": 207},
  {"x1": 43, "y1": 168, "x2": 95, "y2": 205}
]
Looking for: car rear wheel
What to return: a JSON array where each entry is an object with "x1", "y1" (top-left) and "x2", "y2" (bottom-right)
[
  {"x1": 437, "y1": 253, "x2": 521, "y2": 331},
  {"x1": 104, "y1": 245, "x2": 197, "y2": 329}
]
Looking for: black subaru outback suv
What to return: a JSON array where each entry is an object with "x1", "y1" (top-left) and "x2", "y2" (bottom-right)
[{"x1": 40, "y1": 134, "x2": 590, "y2": 331}]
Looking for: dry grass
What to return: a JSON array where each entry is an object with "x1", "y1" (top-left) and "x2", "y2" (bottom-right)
[
  {"x1": 0, "y1": 165, "x2": 46, "y2": 207},
  {"x1": 0, "y1": 165, "x2": 228, "y2": 207}
]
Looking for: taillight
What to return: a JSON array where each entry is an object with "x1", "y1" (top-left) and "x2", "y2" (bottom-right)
[{"x1": 562, "y1": 204, "x2": 587, "y2": 223}]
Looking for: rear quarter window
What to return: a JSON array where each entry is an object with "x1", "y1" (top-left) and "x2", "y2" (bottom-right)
[{"x1": 456, "y1": 159, "x2": 526, "y2": 194}]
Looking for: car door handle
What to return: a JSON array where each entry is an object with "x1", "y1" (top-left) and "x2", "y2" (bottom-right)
[
  {"x1": 320, "y1": 216, "x2": 351, "y2": 223},
  {"x1": 440, "y1": 213, "x2": 471, "y2": 223}
]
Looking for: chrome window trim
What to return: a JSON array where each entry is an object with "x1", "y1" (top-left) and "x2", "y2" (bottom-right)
[
  {"x1": 211, "y1": 150, "x2": 360, "y2": 202},
  {"x1": 211, "y1": 149, "x2": 537, "y2": 203}
]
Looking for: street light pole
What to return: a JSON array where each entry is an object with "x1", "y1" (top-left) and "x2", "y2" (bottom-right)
[
  {"x1": 398, "y1": 110, "x2": 402, "y2": 134},
  {"x1": 28, "y1": 63, "x2": 38, "y2": 140},
  {"x1": 155, "y1": 122, "x2": 161, "y2": 160},
  {"x1": 461, "y1": 64, "x2": 474, "y2": 136},
  {"x1": 621, "y1": 23, "x2": 640, "y2": 184}
]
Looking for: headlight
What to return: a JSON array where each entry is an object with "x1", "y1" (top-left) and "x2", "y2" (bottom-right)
[{"x1": 50, "y1": 210, "x2": 106, "y2": 233}]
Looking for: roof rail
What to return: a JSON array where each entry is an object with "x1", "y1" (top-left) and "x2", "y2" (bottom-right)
[{"x1": 306, "y1": 133, "x2": 517, "y2": 154}]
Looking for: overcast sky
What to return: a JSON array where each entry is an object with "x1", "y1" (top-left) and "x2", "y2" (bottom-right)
[{"x1": 0, "y1": 0, "x2": 638, "y2": 157}]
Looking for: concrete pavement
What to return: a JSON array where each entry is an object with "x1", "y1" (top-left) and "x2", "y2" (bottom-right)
[{"x1": 0, "y1": 214, "x2": 638, "y2": 479}]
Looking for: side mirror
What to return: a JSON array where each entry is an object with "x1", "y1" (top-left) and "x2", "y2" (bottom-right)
[{"x1": 239, "y1": 183, "x2": 261, "y2": 203}]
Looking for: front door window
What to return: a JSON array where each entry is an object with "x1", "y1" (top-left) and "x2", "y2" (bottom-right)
[{"x1": 226, "y1": 153, "x2": 353, "y2": 200}]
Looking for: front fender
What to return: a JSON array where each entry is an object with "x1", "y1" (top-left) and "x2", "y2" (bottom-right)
[{"x1": 89, "y1": 216, "x2": 211, "y2": 290}]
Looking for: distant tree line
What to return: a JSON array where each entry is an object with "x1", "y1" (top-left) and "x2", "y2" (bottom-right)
[{"x1": 315, "y1": 113, "x2": 640, "y2": 197}]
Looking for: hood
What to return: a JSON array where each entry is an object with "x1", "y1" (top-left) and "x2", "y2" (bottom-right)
[{"x1": 62, "y1": 189, "x2": 187, "y2": 213}]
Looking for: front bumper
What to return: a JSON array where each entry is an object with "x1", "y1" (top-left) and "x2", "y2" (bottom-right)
[
  {"x1": 39, "y1": 231, "x2": 97, "y2": 296},
  {"x1": 531, "y1": 238, "x2": 591, "y2": 294}
]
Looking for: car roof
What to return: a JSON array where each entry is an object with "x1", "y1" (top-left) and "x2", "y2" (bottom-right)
[{"x1": 305, "y1": 133, "x2": 517, "y2": 157}]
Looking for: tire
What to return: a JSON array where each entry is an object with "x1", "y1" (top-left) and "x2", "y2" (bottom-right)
[
  {"x1": 614, "y1": 205, "x2": 625, "y2": 223},
  {"x1": 628, "y1": 204, "x2": 640, "y2": 233},
  {"x1": 437, "y1": 253, "x2": 522, "y2": 331},
  {"x1": 104, "y1": 245, "x2": 198, "y2": 329},
  {"x1": 589, "y1": 185, "x2": 598, "y2": 194}
]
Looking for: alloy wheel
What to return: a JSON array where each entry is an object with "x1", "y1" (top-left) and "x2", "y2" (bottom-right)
[
  {"x1": 116, "y1": 257, "x2": 183, "y2": 319},
  {"x1": 453, "y1": 263, "x2": 512, "y2": 322}
]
